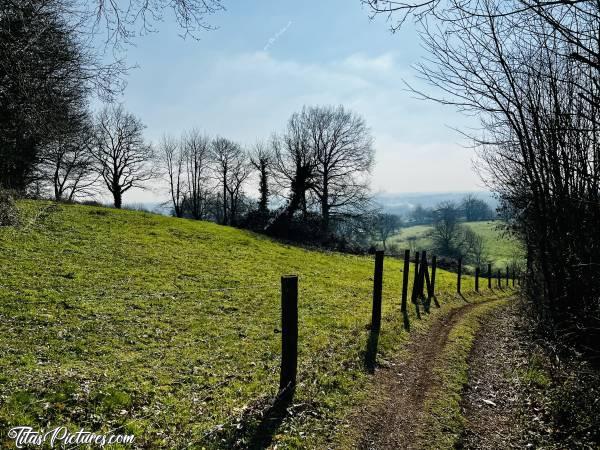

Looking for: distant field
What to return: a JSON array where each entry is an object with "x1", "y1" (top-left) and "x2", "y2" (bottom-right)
[
  {"x1": 0, "y1": 202, "x2": 511, "y2": 448},
  {"x1": 389, "y1": 221, "x2": 524, "y2": 268}
]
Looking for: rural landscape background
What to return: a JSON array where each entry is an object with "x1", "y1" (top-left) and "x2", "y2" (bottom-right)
[{"x1": 1, "y1": 0, "x2": 599, "y2": 449}]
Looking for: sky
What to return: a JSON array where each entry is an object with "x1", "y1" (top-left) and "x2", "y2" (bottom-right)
[{"x1": 109, "y1": 0, "x2": 486, "y2": 204}]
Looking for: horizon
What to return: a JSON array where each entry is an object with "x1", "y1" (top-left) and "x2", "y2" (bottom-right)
[{"x1": 102, "y1": 0, "x2": 484, "y2": 205}]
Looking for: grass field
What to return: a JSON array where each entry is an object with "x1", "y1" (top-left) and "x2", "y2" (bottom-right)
[
  {"x1": 0, "y1": 202, "x2": 511, "y2": 448},
  {"x1": 389, "y1": 221, "x2": 524, "y2": 268}
]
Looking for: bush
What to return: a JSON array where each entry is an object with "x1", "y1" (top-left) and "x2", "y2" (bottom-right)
[{"x1": 0, "y1": 190, "x2": 20, "y2": 226}]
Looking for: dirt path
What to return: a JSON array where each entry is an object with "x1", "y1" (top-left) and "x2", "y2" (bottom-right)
[
  {"x1": 457, "y1": 302, "x2": 530, "y2": 449},
  {"x1": 346, "y1": 300, "x2": 481, "y2": 450}
]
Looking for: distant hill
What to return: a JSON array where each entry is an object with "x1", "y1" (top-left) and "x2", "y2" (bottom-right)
[{"x1": 373, "y1": 191, "x2": 499, "y2": 217}]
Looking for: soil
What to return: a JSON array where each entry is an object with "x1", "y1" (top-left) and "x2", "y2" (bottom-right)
[
  {"x1": 346, "y1": 301, "x2": 479, "y2": 450},
  {"x1": 456, "y1": 302, "x2": 529, "y2": 449}
]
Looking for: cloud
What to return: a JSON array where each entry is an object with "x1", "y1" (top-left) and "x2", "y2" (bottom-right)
[
  {"x1": 126, "y1": 49, "x2": 479, "y2": 200},
  {"x1": 341, "y1": 53, "x2": 396, "y2": 72}
]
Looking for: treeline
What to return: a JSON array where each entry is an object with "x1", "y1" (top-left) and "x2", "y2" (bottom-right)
[
  {"x1": 0, "y1": 1, "x2": 377, "y2": 249},
  {"x1": 157, "y1": 104, "x2": 375, "y2": 248},
  {"x1": 408, "y1": 195, "x2": 495, "y2": 225}
]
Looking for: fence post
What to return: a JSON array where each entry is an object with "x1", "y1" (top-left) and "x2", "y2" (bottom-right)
[
  {"x1": 371, "y1": 250, "x2": 384, "y2": 332},
  {"x1": 475, "y1": 266, "x2": 480, "y2": 292},
  {"x1": 497, "y1": 270, "x2": 501, "y2": 288},
  {"x1": 457, "y1": 257, "x2": 462, "y2": 294},
  {"x1": 488, "y1": 263, "x2": 492, "y2": 289},
  {"x1": 512, "y1": 269, "x2": 515, "y2": 287},
  {"x1": 401, "y1": 249, "x2": 410, "y2": 313},
  {"x1": 420, "y1": 250, "x2": 428, "y2": 298},
  {"x1": 411, "y1": 251, "x2": 420, "y2": 303},
  {"x1": 431, "y1": 255, "x2": 437, "y2": 296},
  {"x1": 280, "y1": 275, "x2": 298, "y2": 398},
  {"x1": 506, "y1": 266, "x2": 509, "y2": 287}
]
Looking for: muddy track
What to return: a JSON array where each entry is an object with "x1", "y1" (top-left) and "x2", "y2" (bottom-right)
[{"x1": 346, "y1": 300, "x2": 485, "y2": 450}]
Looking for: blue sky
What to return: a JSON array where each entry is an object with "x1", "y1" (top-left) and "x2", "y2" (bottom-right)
[{"x1": 111, "y1": 0, "x2": 485, "y2": 203}]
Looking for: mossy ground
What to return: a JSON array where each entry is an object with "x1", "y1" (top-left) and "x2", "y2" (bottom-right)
[{"x1": 0, "y1": 201, "x2": 510, "y2": 448}]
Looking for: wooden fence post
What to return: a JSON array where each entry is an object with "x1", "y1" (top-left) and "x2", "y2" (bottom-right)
[
  {"x1": 371, "y1": 250, "x2": 384, "y2": 332},
  {"x1": 411, "y1": 251, "x2": 420, "y2": 303},
  {"x1": 497, "y1": 270, "x2": 501, "y2": 288},
  {"x1": 280, "y1": 275, "x2": 298, "y2": 398},
  {"x1": 475, "y1": 266, "x2": 480, "y2": 292},
  {"x1": 401, "y1": 249, "x2": 410, "y2": 313},
  {"x1": 506, "y1": 266, "x2": 509, "y2": 287},
  {"x1": 431, "y1": 255, "x2": 437, "y2": 296},
  {"x1": 420, "y1": 250, "x2": 428, "y2": 298},
  {"x1": 488, "y1": 263, "x2": 492, "y2": 289},
  {"x1": 512, "y1": 269, "x2": 515, "y2": 287},
  {"x1": 457, "y1": 257, "x2": 462, "y2": 294}
]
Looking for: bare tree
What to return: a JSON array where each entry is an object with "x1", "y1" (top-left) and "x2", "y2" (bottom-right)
[
  {"x1": 268, "y1": 112, "x2": 318, "y2": 236},
  {"x1": 81, "y1": 0, "x2": 225, "y2": 45},
  {"x1": 410, "y1": 204, "x2": 434, "y2": 224},
  {"x1": 249, "y1": 141, "x2": 274, "y2": 214},
  {"x1": 182, "y1": 130, "x2": 211, "y2": 220},
  {"x1": 305, "y1": 105, "x2": 375, "y2": 230},
  {"x1": 461, "y1": 194, "x2": 493, "y2": 222},
  {"x1": 0, "y1": 0, "x2": 121, "y2": 193},
  {"x1": 41, "y1": 119, "x2": 99, "y2": 201},
  {"x1": 159, "y1": 134, "x2": 186, "y2": 217},
  {"x1": 92, "y1": 104, "x2": 154, "y2": 208},
  {"x1": 211, "y1": 137, "x2": 249, "y2": 225},
  {"x1": 463, "y1": 226, "x2": 487, "y2": 267},
  {"x1": 431, "y1": 201, "x2": 464, "y2": 258},
  {"x1": 372, "y1": 213, "x2": 402, "y2": 251}
]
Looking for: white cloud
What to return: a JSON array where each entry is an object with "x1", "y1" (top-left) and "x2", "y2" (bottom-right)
[
  {"x1": 125, "y1": 49, "x2": 480, "y2": 202},
  {"x1": 340, "y1": 52, "x2": 396, "y2": 72}
]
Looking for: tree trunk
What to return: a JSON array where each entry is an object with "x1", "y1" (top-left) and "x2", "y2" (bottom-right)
[
  {"x1": 321, "y1": 176, "x2": 329, "y2": 231},
  {"x1": 113, "y1": 189, "x2": 122, "y2": 209}
]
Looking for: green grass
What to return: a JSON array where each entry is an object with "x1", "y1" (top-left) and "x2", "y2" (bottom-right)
[
  {"x1": 389, "y1": 221, "x2": 524, "y2": 268},
  {"x1": 0, "y1": 201, "x2": 511, "y2": 448}
]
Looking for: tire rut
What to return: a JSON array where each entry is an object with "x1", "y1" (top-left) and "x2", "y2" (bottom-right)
[{"x1": 346, "y1": 300, "x2": 482, "y2": 450}]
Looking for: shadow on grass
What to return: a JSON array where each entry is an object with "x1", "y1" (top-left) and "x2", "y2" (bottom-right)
[
  {"x1": 245, "y1": 393, "x2": 293, "y2": 449},
  {"x1": 364, "y1": 329, "x2": 380, "y2": 374},
  {"x1": 458, "y1": 293, "x2": 470, "y2": 303},
  {"x1": 204, "y1": 389, "x2": 297, "y2": 449}
]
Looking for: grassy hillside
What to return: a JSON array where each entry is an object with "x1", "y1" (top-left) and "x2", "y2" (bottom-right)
[
  {"x1": 0, "y1": 202, "x2": 511, "y2": 448},
  {"x1": 389, "y1": 221, "x2": 524, "y2": 268}
]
